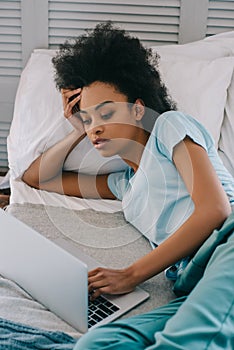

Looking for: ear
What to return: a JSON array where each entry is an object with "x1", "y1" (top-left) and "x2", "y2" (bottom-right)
[{"x1": 134, "y1": 99, "x2": 145, "y2": 121}]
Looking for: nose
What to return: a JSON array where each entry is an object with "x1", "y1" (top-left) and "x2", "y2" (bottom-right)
[
  {"x1": 88, "y1": 121, "x2": 104, "y2": 136},
  {"x1": 93, "y1": 127, "x2": 103, "y2": 135}
]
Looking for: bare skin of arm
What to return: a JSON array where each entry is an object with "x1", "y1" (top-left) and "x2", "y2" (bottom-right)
[
  {"x1": 88, "y1": 137, "x2": 232, "y2": 298},
  {"x1": 22, "y1": 129, "x2": 115, "y2": 199},
  {"x1": 22, "y1": 88, "x2": 115, "y2": 200}
]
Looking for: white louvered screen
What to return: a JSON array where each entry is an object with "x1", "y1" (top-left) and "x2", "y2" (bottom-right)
[
  {"x1": 0, "y1": 0, "x2": 22, "y2": 77},
  {"x1": 0, "y1": 0, "x2": 22, "y2": 171},
  {"x1": 48, "y1": 0, "x2": 181, "y2": 48},
  {"x1": 0, "y1": 121, "x2": 11, "y2": 171},
  {"x1": 207, "y1": 0, "x2": 234, "y2": 36}
]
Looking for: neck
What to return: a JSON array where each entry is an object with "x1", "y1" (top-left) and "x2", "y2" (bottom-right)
[{"x1": 123, "y1": 128, "x2": 150, "y2": 173}]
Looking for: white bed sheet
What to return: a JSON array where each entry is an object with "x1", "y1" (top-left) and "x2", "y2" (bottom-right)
[{"x1": 9, "y1": 178, "x2": 122, "y2": 213}]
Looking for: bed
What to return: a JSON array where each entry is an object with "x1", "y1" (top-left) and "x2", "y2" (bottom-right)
[{"x1": 1, "y1": 30, "x2": 234, "y2": 341}]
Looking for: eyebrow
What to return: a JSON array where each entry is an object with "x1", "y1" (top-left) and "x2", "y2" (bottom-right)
[{"x1": 79, "y1": 100, "x2": 114, "y2": 114}]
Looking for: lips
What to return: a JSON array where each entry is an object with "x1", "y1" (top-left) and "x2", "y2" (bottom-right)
[{"x1": 93, "y1": 138, "x2": 110, "y2": 149}]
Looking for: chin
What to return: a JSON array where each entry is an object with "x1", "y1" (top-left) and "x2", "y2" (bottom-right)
[{"x1": 99, "y1": 151, "x2": 117, "y2": 158}]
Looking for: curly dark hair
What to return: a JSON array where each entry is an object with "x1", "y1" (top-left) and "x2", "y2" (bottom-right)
[{"x1": 52, "y1": 21, "x2": 176, "y2": 131}]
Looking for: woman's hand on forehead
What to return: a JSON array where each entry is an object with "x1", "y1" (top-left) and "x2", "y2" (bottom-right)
[
  {"x1": 61, "y1": 88, "x2": 82, "y2": 118},
  {"x1": 61, "y1": 88, "x2": 86, "y2": 134}
]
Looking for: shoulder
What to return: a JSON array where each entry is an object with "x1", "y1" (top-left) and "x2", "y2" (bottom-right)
[
  {"x1": 151, "y1": 111, "x2": 214, "y2": 160},
  {"x1": 154, "y1": 111, "x2": 199, "y2": 133},
  {"x1": 154, "y1": 110, "x2": 213, "y2": 143}
]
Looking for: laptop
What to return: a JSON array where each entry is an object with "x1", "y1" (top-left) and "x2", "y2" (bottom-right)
[{"x1": 0, "y1": 209, "x2": 149, "y2": 333}]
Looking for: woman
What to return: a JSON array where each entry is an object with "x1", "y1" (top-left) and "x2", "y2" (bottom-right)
[{"x1": 22, "y1": 22, "x2": 234, "y2": 348}]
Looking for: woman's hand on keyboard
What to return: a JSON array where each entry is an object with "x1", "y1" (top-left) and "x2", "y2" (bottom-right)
[{"x1": 88, "y1": 266, "x2": 137, "y2": 299}]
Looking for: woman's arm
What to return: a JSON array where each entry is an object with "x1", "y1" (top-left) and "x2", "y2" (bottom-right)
[
  {"x1": 88, "y1": 137, "x2": 231, "y2": 297},
  {"x1": 22, "y1": 129, "x2": 115, "y2": 199},
  {"x1": 22, "y1": 88, "x2": 84, "y2": 188},
  {"x1": 22, "y1": 88, "x2": 115, "y2": 199},
  {"x1": 22, "y1": 129, "x2": 83, "y2": 188}
]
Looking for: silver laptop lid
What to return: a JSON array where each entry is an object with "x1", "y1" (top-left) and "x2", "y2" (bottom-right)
[{"x1": 0, "y1": 209, "x2": 88, "y2": 333}]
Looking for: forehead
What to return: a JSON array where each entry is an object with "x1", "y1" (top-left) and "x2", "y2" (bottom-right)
[{"x1": 80, "y1": 81, "x2": 128, "y2": 110}]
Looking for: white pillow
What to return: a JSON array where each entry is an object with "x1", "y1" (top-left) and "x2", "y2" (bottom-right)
[
  {"x1": 7, "y1": 50, "x2": 127, "y2": 179},
  {"x1": 204, "y1": 32, "x2": 234, "y2": 177},
  {"x1": 204, "y1": 30, "x2": 234, "y2": 41},
  {"x1": 219, "y1": 55, "x2": 234, "y2": 176},
  {"x1": 158, "y1": 56, "x2": 234, "y2": 148},
  {"x1": 152, "y1": 36, "x2": 234, "y2": 61}
]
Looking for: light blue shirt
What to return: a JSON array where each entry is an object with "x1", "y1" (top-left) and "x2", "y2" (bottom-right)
[{"x1": 108, "y1": 111, "x2": 234, "y2": 245}]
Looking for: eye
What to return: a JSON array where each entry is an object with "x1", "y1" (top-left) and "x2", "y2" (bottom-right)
[
  {"x1": 81, "y1": 118, "x2": 91, "y2": 125},
  {"x1": 101, "y1": 112, "x2": 114, "y2": 120}
]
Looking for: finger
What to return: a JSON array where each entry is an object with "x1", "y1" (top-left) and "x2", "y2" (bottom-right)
[
  {"x1": 69, "y1": 94, "x2": 81, "y2": 109},
  {"x1": 64, "y1": 96, "x2": 81, "y2": 118},
  {"x1": 89, "y1": 289, "x2": 101, "y2": 300},
  {"x1": 61, "y1": 87, "x2": 81, "y2": 94},
  {"x1": 88, "y1": 272, "x2": 110, "y2": 287},
  {"x1": 88, "y1": 267, "x2": 105, "y2": 277},
  {"x1": 91, "y1": 285, "x2": 117, "y2": 299},
  {"x1": 88, "y1": 273, "x2": 109, "y2": 288},
  {"x1": 63, "y1": 88, "x2": 81, "y2": 99},
  {"x1": 64, "y1": 105, "x2": 73, "y2": 119},
  {"x1": 61, "y1": 88, "x2": 71, "y2": 93},
  {"x1": 88, "y1": 271, "x2": 105, "y2": 282},
  {"x1": 61, "y1": 88, "x2": 81, "y2": 107},
  {"x1": 88, "y1": 279, "x2": 109, "y2": 292}
]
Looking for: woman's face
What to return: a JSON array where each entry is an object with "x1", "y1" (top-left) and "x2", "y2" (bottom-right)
[{"x1": 79, "y1": 81, "x2": 145, "y2": 159}]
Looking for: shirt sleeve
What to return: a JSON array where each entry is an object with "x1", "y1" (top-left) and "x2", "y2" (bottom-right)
[
  {"x1": 155, "y1": 111, "x2": 214, "y2": 161},
  {"x1": 107, "y1": 169, "x2": 131, "y2": 200}
]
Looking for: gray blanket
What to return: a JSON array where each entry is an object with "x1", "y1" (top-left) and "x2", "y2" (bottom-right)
[{"x1": 0, "y1": 317, "x2": 76, "y2": 349}]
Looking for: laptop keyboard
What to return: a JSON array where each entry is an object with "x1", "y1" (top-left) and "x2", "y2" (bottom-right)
[{"x1": 88, "y1": 295, "x2": 120, "y2": 328}]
